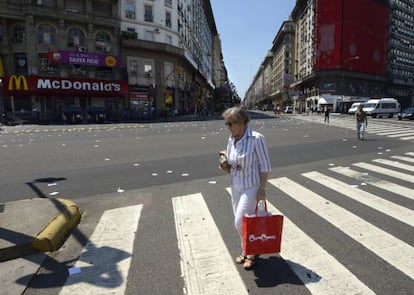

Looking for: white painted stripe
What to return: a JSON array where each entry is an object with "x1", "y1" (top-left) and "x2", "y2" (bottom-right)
[
  {"x1": 172, "y1": 193, "x2": 248, "y2": 295},
  {"x1": 406, "y1": 152, "x2": 414, "y2": 157},
  {"x1": 375, "y1": 129, "x2": 411, "y2": 136},
  {"x1": 269, "y1": 177, "x2": 414, "y2": 280},
  {"x1": 330, "y1": 166, "x2": 414, "y2": 201},
  {"x1": 225, "y1": 188, "x2": 375, "y2": 295},
  {"x1": 302, "y1": 171, "x2": 413, "y2": 226},
  {"x1": 391, "y1": 155, "x2": 414, "y2": 163},
  {"x1": 353, "y1": 162, "x2": 414, "y2": 184},
  {"x1": 401, "y1": 135, "x2": 414, "y2": 140},
  {"x1": 59, "y1": 205, "x2": 143, "y2": 295},
  {"x1": 372, "y1": 158, "x2": 414, "y2": 172},
  {"x1": 387, "y1": 131, "x2": 414, "y2": 138}
]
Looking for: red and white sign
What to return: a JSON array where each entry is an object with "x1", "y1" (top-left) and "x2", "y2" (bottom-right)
[{"x1": 3, "y1": 75, "x2": 128, "y2": 96}]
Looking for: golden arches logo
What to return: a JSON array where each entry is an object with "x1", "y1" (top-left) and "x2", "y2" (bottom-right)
[{"x1": 8, "y1": 75, "x2": 28, "y2": 91}]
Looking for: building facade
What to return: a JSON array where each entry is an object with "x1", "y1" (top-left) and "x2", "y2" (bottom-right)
[
  {"x1": 246, "y1": 0, "x2": 414, "y2": 113},
  {"x1": 0, "y1": 0, "x2": 226, "y2": 123}
]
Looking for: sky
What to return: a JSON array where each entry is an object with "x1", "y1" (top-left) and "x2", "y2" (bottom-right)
[{"x1": 210, "y1": 0, "x2": 297, "y2": 99}]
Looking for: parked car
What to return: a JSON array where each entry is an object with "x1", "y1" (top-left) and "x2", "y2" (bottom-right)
[
  {"x1": 284, "y1": 106, "x2": 293, "y2": 113},
  {"x1": 398, "y1": 107, "x2": 414, "y2": 120},
  {"x1": 348, "y1": 102, "x2": 363, "y2": 115}
]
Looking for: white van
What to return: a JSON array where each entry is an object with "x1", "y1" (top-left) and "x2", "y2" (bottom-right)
[
  {"x1": 362, "y1": 98, "x2": 401, "y2": 118},
  {"x1": 348, "y1": 102, "x2": 363, "y2": 114}
]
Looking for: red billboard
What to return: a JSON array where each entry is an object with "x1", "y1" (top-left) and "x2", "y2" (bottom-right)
[{"x1": 314, "y1": 0, "x2": 389, "y2": 75}]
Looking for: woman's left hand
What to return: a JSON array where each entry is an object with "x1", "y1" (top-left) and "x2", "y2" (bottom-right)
[{"x1": 256, "y1": 188, "x2": 266, "y2": 201}]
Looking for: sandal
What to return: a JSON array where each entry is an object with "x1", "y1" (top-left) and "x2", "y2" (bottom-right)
[
  {"x1": 235, "y1": 255, "x2": 245, "y2": 264},
  {"x1": 243, "y1": 256, "x2": 256, "y2": 270}
]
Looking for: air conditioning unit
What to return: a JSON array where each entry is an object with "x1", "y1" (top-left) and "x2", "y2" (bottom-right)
[{"x1": 77, "y1": 47, "x2": 87, "y2": 52}]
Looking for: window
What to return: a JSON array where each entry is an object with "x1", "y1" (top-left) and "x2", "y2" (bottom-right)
[
  {"x1": 144, "y1": 30, "x2": 154, "y2": 41},
  {"x1": 67, "y1": 28, "x2": 85, "y2": 48},
  {"x1": 165, "y1": 0, "x2": 172, "y2": 5},
  {"x1": 144, "y1": 64, "x2": 152, "y2": 76},
  {"x1": 11, "y1": 25, "x2": 26, "y2": 44},
  {"x1": 144, "y1": 5, "x2": 153, "y2": 22},
  {"x1": 165, "y1": 11, "x2": 172, "y2": 28},
  {"x1": 126, "y1": 0, "x2": 135, "y2": 19},
  {"x1": 39, "y1": 53, "x2": 57, "y2": 73},
  {"x1": 38, "y1": 24, "x2": 56, "y2": 47},
  {"x1": 14, "y1": 53, "x2": 27, "y2": 74},
  {"x1": 95, "y1": 31, "x2": 111, "y2": 52}
]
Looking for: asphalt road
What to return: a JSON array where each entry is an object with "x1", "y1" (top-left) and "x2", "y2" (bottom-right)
[{"x1": 1, "y1": 112, "x2": 413, "y2": 295}]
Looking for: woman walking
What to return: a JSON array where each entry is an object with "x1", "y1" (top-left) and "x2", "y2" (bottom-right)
[{"x1": 221, "y1": 107, "x2": 271, "y2": 269}]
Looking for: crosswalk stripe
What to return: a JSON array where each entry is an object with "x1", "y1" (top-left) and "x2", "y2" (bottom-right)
[
  {"x1": 59, "y1": 205, "x2": 143, "y2": 295},
  {"x1": 172, "y1": 193, "x2": 248, "y2": 295},
  {"x1": 225, "y1": 188, "x2": 375, "y2": 294},
  {"x1": 372, "y1": 158, "x2": 414, "y2": 172},
  {"x1": 391, "y1": 155, "x2": 414, "y2": 163},
  {"x1": 406, "y1": 152, "x2": 414, "y2": 156},
  {"x1": 329, "y1": 166, "x2": 414, "y2": 201},
  {"x1": 377, "y1": 130, "x2": 414, "y2": 136},
  {"x1": 353, "y1": 162, "x2": 414, "y2": 183},
  {"x1": 268, "y1": 177, "x2": 414, "y2": 280},
  {"x1": 401, "y1": 135, "x2": 414, "y2": 140},
  {"x1": 302, "y1": 171, "x2": 414, "y2": 226}
]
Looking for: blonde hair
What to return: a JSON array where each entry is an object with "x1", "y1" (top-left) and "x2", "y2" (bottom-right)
[{"x1": 222, "y1": 107, "x2": 250, "y2": 125}]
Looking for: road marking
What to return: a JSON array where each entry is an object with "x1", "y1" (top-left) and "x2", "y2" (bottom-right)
[
  {"x1": 303, "y1": 171, "x2": 413, "y2": 226},
  {"x1": 401, "y1": 135, "x2": 414, "y2": 140},
  {"x1": 353, "y1": 162, "x2": 414, "y2": 183},
  {"x1": 59, "y1": 205, "x2": 142, "y2": 295},
  {"x1": 225, "y1": 188, "x2": 375, "y2": 295},
  {"x1": 391, "y1": 155, "x2": 414, "y2": 163},
  {"x1": 269, "y1": 177, "x2": 414, "y2": 280},
  {"x1": 330, "y1": 166, "x2": 414, "y2": 201},
  {"x1": 373, "y1": 158, "x2": 414, "y2": 172},
  {"x1": 172, "y1": 193, "x2": 248, "y2": 295},
  {"x1": 387, "y1": 131, "x2": 414, "y2": 137}
]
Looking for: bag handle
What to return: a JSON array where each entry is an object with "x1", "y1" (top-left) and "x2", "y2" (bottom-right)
[{"x1": 254, "y1": 200, "x2": 268, "y2": 215}]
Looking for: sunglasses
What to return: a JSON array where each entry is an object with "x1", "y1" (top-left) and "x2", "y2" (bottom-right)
[{"x1": 225, "y1": 121, "x2": 237, "y2": 127}]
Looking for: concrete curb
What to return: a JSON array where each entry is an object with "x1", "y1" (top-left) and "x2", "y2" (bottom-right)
[{"x1": 31, "y1": 198, "x2": 81, "y2": 252}]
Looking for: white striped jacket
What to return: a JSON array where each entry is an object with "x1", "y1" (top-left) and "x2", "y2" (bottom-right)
[{"x1": 226, "y1": 126, "x2": 271, "y2": 189}]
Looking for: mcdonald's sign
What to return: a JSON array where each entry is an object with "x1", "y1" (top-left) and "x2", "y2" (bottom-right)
[{"x1": 7, "y1": 75, "x2": 28, "y2": 91}]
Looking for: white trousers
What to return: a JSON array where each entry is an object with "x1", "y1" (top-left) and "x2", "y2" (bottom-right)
[{"x1": 231, "y1": 184, "x2": 259, "y2": 252}]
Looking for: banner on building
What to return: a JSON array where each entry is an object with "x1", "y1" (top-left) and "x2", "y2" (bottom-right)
[{"x1": 48, "y1": 50, "x2": 122, "y2": 68}]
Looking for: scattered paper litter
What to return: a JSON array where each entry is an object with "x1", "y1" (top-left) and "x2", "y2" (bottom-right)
[
  {"x1": 47, "y1": 183, "x2": 57, "y2": 187},
  {"x1": 152, "y1": 173, "x2": 158, "y2": 176},
  {"x1": 181, "y1": 173, "x2": 189, "y2": 177},
  {"x1": 133, "y1": 163, "x2": 140, "y2": 166},
  {"x1": 49, "y1": 192, "x2": 59, "y2": 196},
  {"x1": 166, "y1": 170, "x2": 173, "y2": 174},
  {"x1": 117, "y1": 188, "x2": 125, "y2": 193},
  {"x1": 208, "y1": 181, "x2": 217, "y2": 184}
]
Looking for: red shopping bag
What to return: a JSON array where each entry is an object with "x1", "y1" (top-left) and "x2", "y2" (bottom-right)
[{"x1": 242, "y1": 201, "x2": 283, "y2": 255}]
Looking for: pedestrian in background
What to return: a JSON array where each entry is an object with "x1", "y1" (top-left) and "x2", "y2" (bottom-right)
[
  {"x1": 324, "y1": 107, "x2": 330, "y2": 123},
  {"x1": 355, "y1": 104, "x2": 368, "y2": 140},
  {"x1": 221, "y1": 107, "x2": 271, "y2": 270}
]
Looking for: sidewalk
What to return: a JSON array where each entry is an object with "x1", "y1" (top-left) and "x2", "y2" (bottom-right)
[{"x1": 0, "y1": 198, "x2": 81, "y2": 262}]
